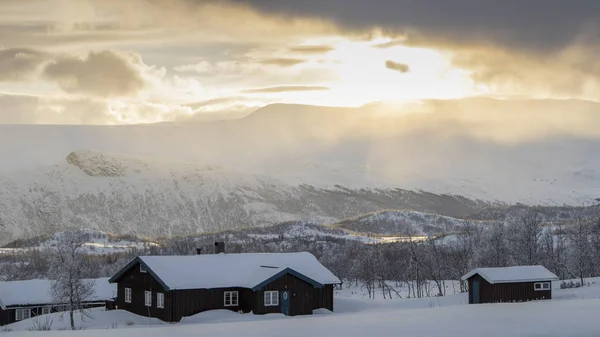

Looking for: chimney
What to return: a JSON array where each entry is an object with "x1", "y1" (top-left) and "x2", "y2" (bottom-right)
[
  {"x1": 195, "y1": 248, "x2": 202, "y2": 255},
  {"x1": 214, "y1": 241, "x2": 225, "y2": 254}
]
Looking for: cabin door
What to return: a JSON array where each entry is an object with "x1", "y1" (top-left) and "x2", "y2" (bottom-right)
[
  {"x1": 472, "y1": 280, "x2": 480, "y2": 304},
  {"x1": 281, "y1": 290, "x2": 291, "y2": 316}
]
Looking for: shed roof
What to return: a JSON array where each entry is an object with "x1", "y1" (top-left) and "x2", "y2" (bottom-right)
[
  {"x1": 109, "y1": 252, "x2": 341, "y2": 291},
  {"x1": 0, "y1": 278, "x2": 116, "y2": 310},
  {"x1": 461, "y1": 265, "x2": 559, "y2": 284}
]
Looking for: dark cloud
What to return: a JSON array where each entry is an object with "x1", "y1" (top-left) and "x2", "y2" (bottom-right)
[
  {"x1": 288, "y1": 45, "x2": 334, "y2": 54},
  {"x1": 257, "y1": 58, "x2": 305, "y2": 67},
  {"x1": 0, "y1": 48, "x2": 50, "y2": 81},
  {"x1": 243, "y1": 85, "x2": 329, "y2": 93},
  {"x1": 232, "y1": 0, "x2": 600, "y2": 52},
  {"x1": 385, "y1": 60, "x2": 410, "y2": 73},
  {"x1": 43, "y1": 51, "x2": 151, "y2": 98}
]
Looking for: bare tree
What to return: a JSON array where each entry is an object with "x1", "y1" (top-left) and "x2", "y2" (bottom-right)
[
  {"x1": 48, "y1": 231, "x2": 95, "y2": 330},
  {"x1": 508, "y1": 210, "x2": 543, "y2": 265}
]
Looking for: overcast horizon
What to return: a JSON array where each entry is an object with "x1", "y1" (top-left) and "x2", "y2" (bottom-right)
[{"x1": 1, "y1": 0, "x2": 599, "y2": 125}]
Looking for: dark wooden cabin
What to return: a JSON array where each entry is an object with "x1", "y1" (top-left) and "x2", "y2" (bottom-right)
[
  {"x1": 108, "y1": 247, "x2": 340, "y2": 322},
  {"x1": 0, "y1": 278, "x2": 116, "y2": 326},
  {"x1": 461, "y1": 265, "x2": 558, "y2": 304}
]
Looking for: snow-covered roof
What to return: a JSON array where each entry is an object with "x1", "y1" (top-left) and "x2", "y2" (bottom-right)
[
  {"x1": 0, "y1": 278, "x2": 116, "y2": 309},
  {"x1": 110, "y1": 252, "x2": 341, "y2": 291},
  {"x1": 461, "y1": 266, "x2": 559, "y2": 284}
]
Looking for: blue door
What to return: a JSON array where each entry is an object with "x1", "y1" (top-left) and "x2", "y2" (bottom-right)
[
  {"x1": 281, "y1": 290, "x2": 291, "y2": 315},
  {"x1": 472, "y1": 280, "x2": 480, "y2": 304}
]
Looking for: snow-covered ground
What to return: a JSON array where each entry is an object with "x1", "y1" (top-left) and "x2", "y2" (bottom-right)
[{"x1": 5, "y1": 278, "x2": 600, "y2": 336}]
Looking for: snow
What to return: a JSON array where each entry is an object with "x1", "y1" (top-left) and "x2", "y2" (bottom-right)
[
  {"x1": 135, "y1": 252, "x2": 341, "y2": 290},
  {"x1": 462, "y1": 265, "x2": 559, "y2": 284},
  {"x1": 5, "y1": 278, "x2": 600, "y2": 336},
  {"x1": 0, "y1": 278, "x2": 116, "y2": 308}
]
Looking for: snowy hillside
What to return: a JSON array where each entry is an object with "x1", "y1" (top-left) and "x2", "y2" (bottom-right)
[
  {"x1": 1, "y1": 99, "x2": 600, "y2": 205},
  {"x1": 0, "y1": 150, "x2": 485, "y2": 245},
  {"x1": 333, "y1": 210, "x2": 494, "y2": 236}
]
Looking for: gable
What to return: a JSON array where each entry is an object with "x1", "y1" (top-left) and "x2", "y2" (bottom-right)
[
  {"x1": 252, "y1": 268, "x2": 324, "y2": 291},
  {"x1": 108, "y1": 257, "x2": 170, "y2": 291}
]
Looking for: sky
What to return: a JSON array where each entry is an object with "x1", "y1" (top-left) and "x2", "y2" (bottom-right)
[{"x1": 1, "y1": 0, "x2": 599, "y2": 124}]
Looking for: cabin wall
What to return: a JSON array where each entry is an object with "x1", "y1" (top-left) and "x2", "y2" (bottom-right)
[
  {"x1": 468, "y1": 274, "x2": 553, "y2": 304},
  {"x1": 170, "y1": 287, "x2": 252, "y2": 322},
  {"x1": 313, "y1": 284, "x2": 334, "y2": 311},
  {"x1": 114, "y1": 262, "x2": 171, "y2": 322},
  {"x1": 0, "y1": 303, "x2": 105, "y2": 326},
  {"x1": 253, "y1": 273, "x2": 314, "y2": 316}
]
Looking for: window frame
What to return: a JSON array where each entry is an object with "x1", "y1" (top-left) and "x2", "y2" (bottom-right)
[
  {"x1": 144, "y1": 290, "x2": 152, "y2": 307},
  {"x1": 224, "y1": 291, "x2": 239, "y2": 307},
  {"x1": 41, "y1": 306, "x2": 52, "y2": 315},
  {"x1": 140, "y1": 264, "x2": 147, "y2": 273},
  {"x1": 125, "y1": 287, "x2": 132, "y2": 303},
  {"x1": 534, "y1": 282, "x2": 551, "y2": 291},
  {"x1": 157, "y1": 293, "x2": 164, "y2": 309},
  {"x1": 264, "y1": 291, "x2": 279, "y2": 307},
  {"x1": 15, "y1": 308, "x2": 31, "y2": 321}
]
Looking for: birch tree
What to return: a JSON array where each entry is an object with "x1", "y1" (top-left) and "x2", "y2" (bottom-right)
[{"x1": 48, "y1": 231, "x2": 95, "y2": 330}]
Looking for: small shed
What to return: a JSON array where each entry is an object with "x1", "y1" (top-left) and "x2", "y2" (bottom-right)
[{"x1": 461, "y1": 265, "x2": 558, "y2": 304}]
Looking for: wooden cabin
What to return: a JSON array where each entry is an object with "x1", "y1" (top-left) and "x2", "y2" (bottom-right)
[
  {"x1": 0, "y1": 278, "x2": 116, "y2": 326},
  {"x1": 461, "y1": 265, "x2": 558, "y2": 304},
  {"x1": 108, "y1": 249, "x2": 341, "y2": 322}
]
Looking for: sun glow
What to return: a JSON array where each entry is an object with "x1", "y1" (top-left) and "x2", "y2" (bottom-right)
[{"x1": 258, "y1": 36, "x2": 483, "y2": 108}]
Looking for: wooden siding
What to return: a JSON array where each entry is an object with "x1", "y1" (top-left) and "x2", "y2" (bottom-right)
[
  {"x1": 170, "y1": 287, "x2": 253, "y2": 322},
  {"x1": 113, "y1": 261, "x2": 171, "y2": 322},
  {"x1": 468, "y1": 274, "x2": 553, "y2": 304},
  {"x1": 254, "y1": 273, "x2": 315, "y2": 316},
  {"x1": 313, "y1": 284, "x2": 334, "y2": 311},
  {"x1": 0, "y1": 303, "x2": 105, "y2": 326}
]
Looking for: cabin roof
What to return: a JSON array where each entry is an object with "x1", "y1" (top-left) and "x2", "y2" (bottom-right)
[
  {"x1": 461, "y1": 265, "x2": 559, "y2": 284},
  {"x1": 109, "y1": 252, "x2": 341, "y2": 291},
  {"x1": 0, "y1": 278, "x2": 117, "y2": 310}
]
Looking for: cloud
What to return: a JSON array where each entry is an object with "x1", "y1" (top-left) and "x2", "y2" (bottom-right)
[
  {"x1": 43, "y1": 51, "x2": 153, "y2": 98},
  {"x1": 233, "y1": 0, "x2": 600, "y2": 53},
  {"x1": 0, "y1": 48, "x2": 51, "y2": 81},
  {"x1": 288, "y1": 45, "x2": 334, "y2": 54},
  {"x1": 257, "y1": 58, "x2": 305, "y2": 67},
  {"x1": 0, "y1": 93, "x2": 113, "y2": 124},
  {"x1": 385, "y1": 60, "x2": 410, "y2": 73},
  {"x1": 243, "y1": 85, "x2": 329, "y2": 94}
]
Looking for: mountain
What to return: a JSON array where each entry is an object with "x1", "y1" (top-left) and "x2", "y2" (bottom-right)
[
  {"x1": 333, "y1": 210, "x2": 492, "y2": 236},
  {"x1": 1, "y1": 98, "x2": 599, "y2": 205},
  {"x1": 0, "y1": 150, "x2": 486, "y2": 245}
]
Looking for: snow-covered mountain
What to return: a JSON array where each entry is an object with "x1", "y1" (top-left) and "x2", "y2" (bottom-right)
[
  {"x1": 0, "y1": 150, "x2": 484, "y2": 245},
  {"x1": 1, "y1": 99, "x2": 600, "y2": 204}
]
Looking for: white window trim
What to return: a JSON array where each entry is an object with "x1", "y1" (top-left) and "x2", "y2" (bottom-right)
[
  {"x1": 140, "y1": 264, "x2": 147, "y2": 273},
  {"x1": 224, "y1": 291, "x2": 239, "y2": 307},
  {"x1": 15, "y1": 308, "x2": 31, "y2": 321},
  {"x1": 264, "y1": 291, "x2": 279, "y2": 307},
  {"x1": 125, "y1": 288, "x2": 132, "y2": 303},
  {"x1": 41, "y1": 307, "x2": 52, "y2": 315},
  {"x1": 145, "y1": 291, "x2": 152, "y2": 307},
  {"x1": 534, "y1": 282, "x2": 551, "y2": 291},
  {"x1": 157, "y1": 293, "x2": 164, "y2": 309}
]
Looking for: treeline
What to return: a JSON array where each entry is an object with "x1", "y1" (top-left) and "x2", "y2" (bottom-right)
[{"x1": 2, "y1": 209, "x2": 600, "y2": 300}]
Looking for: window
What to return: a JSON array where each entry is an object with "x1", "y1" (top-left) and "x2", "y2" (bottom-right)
[
  {"x1": 125, "y1": 288, "x2": 132, "y2": 303},
  {"x1": 534, "y1": 282, "x2": 551, "y2": 291},
  {"x1": 145, "y1": 291, "x2": 152, "y2": 307},
  {"x1": 157, "y1": 293, "x2": 164, "y2": 309},
  {"x1": 140, "y1": 264, "x2": 147, "y2": 273},
  {"x1": 42, "y1": 307, "x2": 52, "y2": 315},
  {"x1": 15, "y1": 309, "x2": 31, "y2": 321},
  {"x1": 264, "y1": 291, "x2": 279, "y2": 307},
  {"x1": 224, "y1": 291, "x2": 238, "y2": 307}
]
